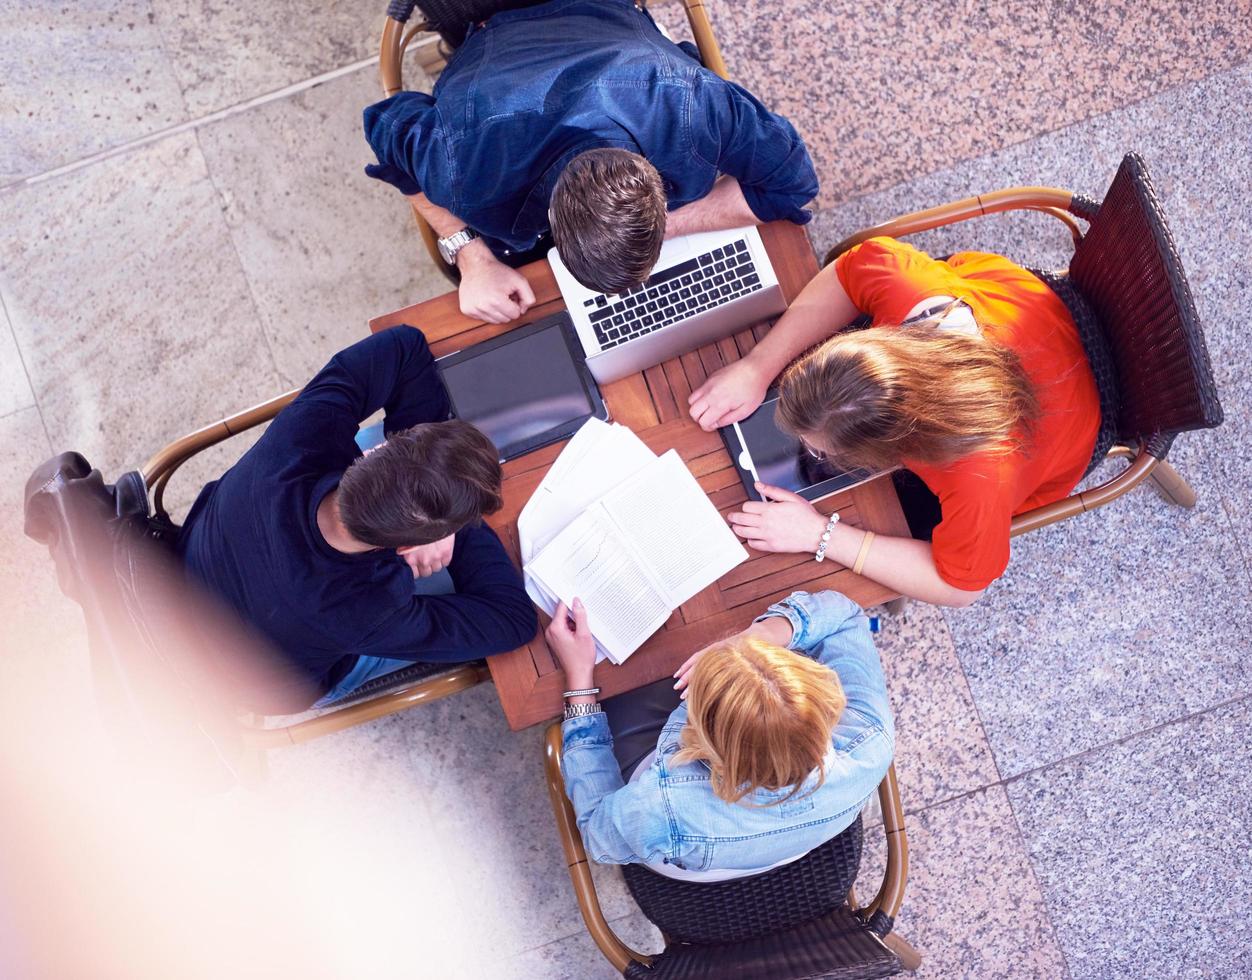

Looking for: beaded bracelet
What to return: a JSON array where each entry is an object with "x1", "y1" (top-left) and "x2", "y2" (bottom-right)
[
  {"x1": 562, "y1": 687, "x2": 601, "y2": 699},
  {"x1": 814, "y1": 512, "x2": 841, "y2": 562}
]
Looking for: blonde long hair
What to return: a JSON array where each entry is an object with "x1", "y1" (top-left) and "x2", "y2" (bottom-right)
[
  {"x1": 674, "y1": 635, "x2": 845, "y2": 805},
  {"x1": 777, "y1": 324, "x2": 1040, "y2": 471}
]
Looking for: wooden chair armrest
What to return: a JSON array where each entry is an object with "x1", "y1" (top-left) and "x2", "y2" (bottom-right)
[
  {"x1": 860, "y1": 763, "x2": 909, "y2": 928},
  {"x1": 1010, "y1": 443, "x2": 1158, "y2": 537},
  {"x1": 682, "y1": 0, "x2": 729, "y2": 79},
  {"x1": 241, "y1": 663, "x2": 490, "y2": 749},
  {"x1": 544, "y1": 722, "x2": 653, "y2": 973},
  {"x1": 824, "y1": 186, "x2": 1083, "y2": 266},
  {"x1": 141, "y1": 388, "x2": 300, "y2": 522}
]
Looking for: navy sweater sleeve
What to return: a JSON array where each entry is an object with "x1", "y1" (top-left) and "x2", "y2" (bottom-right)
[
  {"x1": 356, "y1": 522, "x2": 539, "y2": 662},
  {"x1": 272, "y1": 325, "x2": 450, "y2": 451},
  {"x1": 689, "y1": 73, "x2": 819, "y2": 225},
  {"x1": 278, "y1": 326, "x2": 536, "y2": 663}
]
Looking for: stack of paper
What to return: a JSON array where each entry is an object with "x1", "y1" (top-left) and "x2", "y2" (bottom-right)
[{"x1": 519, "y1": 419, "x2": 748, "y2": 664}]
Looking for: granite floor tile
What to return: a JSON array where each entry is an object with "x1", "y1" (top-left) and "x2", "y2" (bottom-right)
[
  {"x1": 0, "y1": 302, "x2": 36, "y2": 418},
  {"x1": 0, "y1": 0, "x2": 188, "y2": 183},
  {"x1": 1007, "y1": 698, "x2": 1252, "y2": 979},
  {"x1": 309, "y1": 681, "x2": 642, "y2": 964},
  {"x1": 150, "y1": 0, "x2": 380, "y2": 116},
  {"x1": 490, "y1": 909, "x2": 662, "y2": 980},
  {"x1": 858, "y1": 785, "x2": 1068, "y2": 979},
  {"x1": 871, "y1": 602, "x2": 1000, "y2": 811},
  {"x1": 698, "y1": 0, "x2": 1251, "y2": 206},
  {"x1": 943, "y1": 477, "x2": 1252, "y2": 778},
  {"x1": 196, "y1": 66, "x2": 446, "y2": 388},
  {"x1": 0, "y1": 132, "x2": 282, "y2": 502},
  {"x1": 0, "y1": 407, "x2": 94, "y2": 724}
]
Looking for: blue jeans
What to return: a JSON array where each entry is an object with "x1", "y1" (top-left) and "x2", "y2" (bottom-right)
[{"x1": 313, "y1": 567, "x2": 456, "y2": 708}]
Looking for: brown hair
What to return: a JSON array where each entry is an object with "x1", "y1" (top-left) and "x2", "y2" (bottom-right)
[
  {"x1": 777, "y1": 324, "x2": 1040, "y2": 471},
  {"x1": 674, "y1": 636, "x2": 846, "y2": 805},
  {"x1": 337, "y1": 420, "x2": 502, "y2": 549},
  {"x1": 549, "y1": 148, "x2": 667, "y2": 294}
]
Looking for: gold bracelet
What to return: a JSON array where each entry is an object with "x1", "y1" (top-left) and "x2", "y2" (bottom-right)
[{"x1": 852, "y1": 530, "x2": 876, "y2": 576}]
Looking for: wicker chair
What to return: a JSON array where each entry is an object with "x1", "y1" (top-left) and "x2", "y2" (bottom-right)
[
  {"x1": 377, "y1": 0, "x2": 730, "y2": 284},
  {"x1": 543, "y1": 723, "x2": 921, "y2": 978},
  {"x1": 23, "y1": 390, "x2": 490, "y2": 779},
  {"x1": 825, "y1": 153, "x2": 1223, "y2": 539}
]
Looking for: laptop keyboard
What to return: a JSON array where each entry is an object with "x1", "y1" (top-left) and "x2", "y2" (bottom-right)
[{"x1": 582, "y1": 237, "x2": 763, "y2": 350}]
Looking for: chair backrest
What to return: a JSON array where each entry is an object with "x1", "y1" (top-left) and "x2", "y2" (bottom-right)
[
  {"x1": 388, "y1": 0, "x2": 551, "y2": 47},
  {"x1": 623, "y1": 814, "x2": 864, "y2": 946},
  {"x1": 624, "y1": 905, "x2": 901, "y2": 980},
  {"x1": 1069, "y1": 153, "x2": 1223, "y2": 450}
]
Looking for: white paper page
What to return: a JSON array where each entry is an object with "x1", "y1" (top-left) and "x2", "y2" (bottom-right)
[
  {"x1": 524, "y1": 568, "x2": 611, "y2": 662},
  {"x1": 517, "y1": 421, "x2": 655, "y2": 563},
  {"x1": 602, "y1": 450, "x2": 748, "y2": 606},
  {"x1": 526, "y1": 508, "x2": 671, "y2": 664}
]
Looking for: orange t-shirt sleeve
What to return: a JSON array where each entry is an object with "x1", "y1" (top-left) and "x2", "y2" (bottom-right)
[
  {"x1": 927, "y1": 464, "x2": 1015, "y2": 592},
  {"x1": 834, "y1": 237, "x2": 954, "y2": 319}
]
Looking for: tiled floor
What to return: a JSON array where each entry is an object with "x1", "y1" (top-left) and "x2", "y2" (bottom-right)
[{"x1": 2, "y1": 3, "x2": 1250, "y2": 977}]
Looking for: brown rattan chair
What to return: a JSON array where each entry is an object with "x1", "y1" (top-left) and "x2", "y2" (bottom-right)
[
  {"x1": 825, "y1": 153, "x2": 1223, "y2": 539},
  {"x1": 377, "y1": 0, "x2": 730, "y2": 284},
  {"x1": 136, "y1": 388, "x2": 491, "y2": 752},
  {"x1": 543, "y1": 723, "x2": 921, "y2": 978}
]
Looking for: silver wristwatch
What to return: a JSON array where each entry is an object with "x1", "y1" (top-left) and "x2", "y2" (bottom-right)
[
  {"x1": 437, "y1": 227, "x2": 479, "y2": 265},
  {"x1": 563, "y1": 701, "x2": 604, "y2": 721}
]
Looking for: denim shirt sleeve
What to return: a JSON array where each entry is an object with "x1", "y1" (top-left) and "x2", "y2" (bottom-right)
[
  {"x1": 560, "y1": 711, "x2": 686, "y2": 866},
  {"x1": 754, "y1": 590, "x2": 894, "y2": 742},
  {"x1": 688, "y1": 73, "x2": 819, "y2": 225},
  {"x1": 362, "y1": 93, "x2": 441, "y2": 199}
]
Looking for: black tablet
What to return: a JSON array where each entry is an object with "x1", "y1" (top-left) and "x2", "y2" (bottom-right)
[
  {"x1": 436, "y1": 311, "x2": 608, "y2": 462},
  {"x1": 720, "y1": 390, "x2": 876, "y2": 502}
]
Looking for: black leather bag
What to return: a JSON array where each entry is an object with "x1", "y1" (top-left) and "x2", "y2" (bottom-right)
[{"x1": 24, "y1": 453, "x2": 248, "y2": 791}]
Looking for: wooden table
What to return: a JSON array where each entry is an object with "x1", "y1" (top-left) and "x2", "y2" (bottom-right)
[{"x1": 371, "y1": 221, "x2": 909, "y2": 730}]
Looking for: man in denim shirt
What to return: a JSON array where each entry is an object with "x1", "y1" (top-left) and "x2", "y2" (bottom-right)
[
  {"x1": 547, "y1": 590, "x2": 894, "y2": 879},
  {"x1": 363, "y1": 0, "x2": 818, "y2": 324}
]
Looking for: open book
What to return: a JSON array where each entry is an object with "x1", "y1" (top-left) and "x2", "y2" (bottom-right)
[{"x1": 520, "y1": 421, "x2": 748, "y2": 664}]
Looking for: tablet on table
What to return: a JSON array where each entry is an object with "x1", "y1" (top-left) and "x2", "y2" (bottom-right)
[
  {"x1": 720, "y1": 389, "x2": 879, "y2": 502},
  {"x1": 436, "y1": 312, "x2": 608, "y2": 462}
]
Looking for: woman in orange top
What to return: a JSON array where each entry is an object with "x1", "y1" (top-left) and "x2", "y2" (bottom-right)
[{"x1": 688, "y1": 237, "x2": 1099, "y2": 606}]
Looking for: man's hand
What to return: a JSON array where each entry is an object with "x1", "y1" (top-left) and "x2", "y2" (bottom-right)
[
  {"x1": 728, "y1": 482, "x2": 828, "y2": 554},
  {"x1": 688, "y1": 357, "x2": 771, "y2": 431},
  {"x1": 545, "y1": 598, "x2": 597, "y2": 690},
  {"x1": 457, "y1": 241, "x2": 536, "y2": 324},
  {"x1": 397, "y1": 534, "x2": 455, "y2": 578}
]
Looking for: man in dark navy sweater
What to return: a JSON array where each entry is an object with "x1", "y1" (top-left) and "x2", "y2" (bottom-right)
[{"x1": 177, "y1": 326, "x2": 537, "y2": 712}]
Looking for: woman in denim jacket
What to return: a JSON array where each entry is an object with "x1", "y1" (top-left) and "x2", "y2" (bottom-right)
[{"x1": 546, "y1": 590, "x2": 894, "y2": 881}]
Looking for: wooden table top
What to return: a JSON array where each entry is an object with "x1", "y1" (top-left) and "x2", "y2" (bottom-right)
[{"x1": 370, "y1": 221, "x2": 908, "y2": 730}]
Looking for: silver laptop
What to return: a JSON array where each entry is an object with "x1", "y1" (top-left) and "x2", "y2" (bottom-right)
[{"x1": 549, "y1": 225, "x2": 787, "y2": 385}]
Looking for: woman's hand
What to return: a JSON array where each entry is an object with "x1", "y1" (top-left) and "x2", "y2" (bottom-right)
[
  {"x1": 688, "y1": 357, "x2": 771, "y2": 431},
  {"x1": 728, "y1": 482, "x2": 828, "y2": 554},
  {"x1": 545, "y1": 598, "x2": 597, "y2": 689},
  {"x1": 672, "y1": 642, "x2": 713, "y2": 699},
  {"x1": 672, "y1": 614, "x2": 795, "y2": 699}
]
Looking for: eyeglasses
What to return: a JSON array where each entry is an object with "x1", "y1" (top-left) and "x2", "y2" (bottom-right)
[{"x1": 801, "y1": 441, "x2": 831, "y2": 463}]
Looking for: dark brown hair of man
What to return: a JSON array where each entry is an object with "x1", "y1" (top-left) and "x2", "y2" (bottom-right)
[
  {"x1": 549, "y1": 148, "x2": 668, "y2": 294},
  {"x1": 337, "y1": 420, "x2": 503, "y2": 549}
]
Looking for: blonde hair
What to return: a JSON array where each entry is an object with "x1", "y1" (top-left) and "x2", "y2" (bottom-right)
[
  {"x1": 674, "y1": 636, "x2": 846, "y2": 805},
  {"x1": 777, "y1": 324, "x2": 1040, "y2": 471}
]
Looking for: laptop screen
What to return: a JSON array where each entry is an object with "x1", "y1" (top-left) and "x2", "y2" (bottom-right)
[{"x1": 437, "y1": 313, "x2": 603, "y2": 460}]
